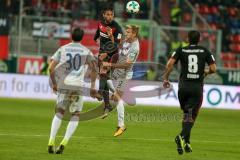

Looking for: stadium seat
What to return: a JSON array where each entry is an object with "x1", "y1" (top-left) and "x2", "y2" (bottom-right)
[
  {"x1": 183, "y1": 12, "x2": 192, "y2": 22},
  {"x1": 220, "y1": 53, "x2": 236, "y2": 61},
  {"x1": 228, "y1": 7, "x2": 238, "y2": 17},
  {"x1": 224, "y1": 62, "x2": 238, "y2": 68},
  {"x1": 199, "y1": 5, "x2": 210, "y2": 14},
  {"x1": 230, "y1": 35, "x2": 240, "y2": 42},
  {"x1": 209, "y1": 23, "x2": 218, "y2": 30},
  {"x1": 230, "y1": 44, "x2": 240, "y2": 52},
  {"x1": 210, "y1": 6, "x2": 219, "y2": 14}
]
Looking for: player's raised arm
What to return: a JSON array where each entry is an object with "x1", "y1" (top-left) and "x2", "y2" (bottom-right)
[{"x1": 102, "y1": 60, "x2": 132, "y2": 69}]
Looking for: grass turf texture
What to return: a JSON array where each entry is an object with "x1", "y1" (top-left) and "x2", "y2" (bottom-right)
[{"x1": 0, "y1": 98, "x2": 240, "y2": 160}]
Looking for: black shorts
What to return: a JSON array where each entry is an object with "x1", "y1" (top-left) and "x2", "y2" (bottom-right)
[{"x1": 178, "y1": 85, "x2": 203, "y2": 121}]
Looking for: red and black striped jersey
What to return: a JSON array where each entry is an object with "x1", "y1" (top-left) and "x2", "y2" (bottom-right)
[{"x1": 94, "y1": 20, "x2": 123, "y2": 53}]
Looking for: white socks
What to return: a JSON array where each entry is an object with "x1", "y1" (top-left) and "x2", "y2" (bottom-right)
[
  {"x1": 49, "y1": 114, "x2": 79, "y2": 146},
  {"x1": 117, "y1": 100, "x2": 125, "y2": 127},
  {"x1": 60, "y1": 116, "x2": 79, "y2": 146},
  {"x1": 49, "y1": 114, "x2": 62, "y2": 145}
]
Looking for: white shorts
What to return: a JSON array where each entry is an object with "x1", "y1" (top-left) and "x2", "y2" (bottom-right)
[
  {"x1": 113, "y1": 78, "x2": 127, "y2": 92},
  {"x1": 56, "y1": 92, "x2": 83, "y2": 113}
]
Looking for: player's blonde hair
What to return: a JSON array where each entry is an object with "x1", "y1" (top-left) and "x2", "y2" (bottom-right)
[{"x1": 126, "y1": 25, "x2": 140, "y2": 37}]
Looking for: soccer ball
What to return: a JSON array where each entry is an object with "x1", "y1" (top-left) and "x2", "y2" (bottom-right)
[{"x1": 126, "y1": 1, "x2": 140, "y2": 13}]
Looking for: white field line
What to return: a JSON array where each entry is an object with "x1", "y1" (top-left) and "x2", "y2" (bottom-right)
[{"x1": 0, "y1": 133, "x2": 239, "y2": 145}]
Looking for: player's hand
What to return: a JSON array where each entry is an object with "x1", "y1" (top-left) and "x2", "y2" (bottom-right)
[
  {"x1": 106, "y1": 26, "x2": 113, "y2": 37},
  {"x1": 163, "y1": 80, "x2": 170, "y2": 88},
  {"x1": 102, "y1": 62, "x2": 112, "y2": 67},
  {"x1": 99, "y1": 53, "x2": 108, "y2": 61},
  {"x1": 90, "y1": 88, "x2": 97, "y2": 98},
  {"x1": 52, "y1": 84, "x2": 58, "y2": 93},
  {"x1": 204, "y1": 70, "x2": 209, "y2": 77},
  {"x1": 96, "y1": 38, "x2": 100, "y2": 45}
]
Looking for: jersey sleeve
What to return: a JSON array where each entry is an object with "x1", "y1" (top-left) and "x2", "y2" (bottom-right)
[
  {"x1": 128, "y1": 46, "x2": 139, "y2": 62},
  {"x1": 206, "y1": 49, "x2": 215, "y2": 65},
  {"x1": 113, "y1": 23, "x2": 123, "y2": 44},
  {"x1": 51, "y1": 48, "x2": 61, "y2": 62},
  {"x1": 94, "y1": 24, "x2": 100, "y2": 41},
  {"x1": 171, "y1": 47, "x2": 181, "y2": 63},
  {"x1": 86, "y1": 51, "x2": 96, "y2": 64}
]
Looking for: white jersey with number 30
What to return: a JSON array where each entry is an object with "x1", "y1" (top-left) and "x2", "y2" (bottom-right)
[{"x1": 51, "y1": 42, "x2": 94, "y2": 86}]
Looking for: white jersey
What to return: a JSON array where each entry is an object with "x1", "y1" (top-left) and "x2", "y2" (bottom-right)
[
  {"x1": 51, "y1": 42, "x2": 94, "y2": 86},
  {"x1": 112, "y1": 39, "x2": 140, "y2": 79}
]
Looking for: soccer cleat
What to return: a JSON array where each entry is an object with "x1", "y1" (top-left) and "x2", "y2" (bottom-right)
[
  {"x1": 175, "y1": 135, "x2": 184, "y2": 155},
  {"x1": 55, "y1": 145, "x2": 65, "y2": 154},
  {"x1": 101, "y1": 104, "x2": 113, "y2": 119},
  {"x1": 113, "y1": 126, "x2": 127, "y2": 137},
  {"x1": 48, "y1": 145, "x2": 55, "y2": 154},
  {"x1": 184, "y1": 143, "x2": 193, "y2": 153}
]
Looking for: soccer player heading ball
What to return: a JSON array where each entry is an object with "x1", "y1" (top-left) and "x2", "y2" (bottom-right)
[
  {"x1": 102, "y1": 25, "x2": 140, "y2": 137},
  {"x1": 163, "y1": 30, "x2": 217, "y2": 155},
  {"x1": 94, "y1": 6, "x2": 123, "y2": 115}
]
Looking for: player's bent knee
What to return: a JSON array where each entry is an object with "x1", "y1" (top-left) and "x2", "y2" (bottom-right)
[
  {"x1": 71, "y1": 112, "x2": 80, "y2": 121},
  {"x1": 56, "y1": 108, "x2": 65, "y2": 115}
]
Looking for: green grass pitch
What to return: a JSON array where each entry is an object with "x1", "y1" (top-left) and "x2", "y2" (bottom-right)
[{"x1": 0, "y1": 98, "x2": 240, "y2": 160}]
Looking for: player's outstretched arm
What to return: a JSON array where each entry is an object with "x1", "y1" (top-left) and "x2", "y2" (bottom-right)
[{"x1": 102, "y1": 59, "x2": 133, "y2": 69}]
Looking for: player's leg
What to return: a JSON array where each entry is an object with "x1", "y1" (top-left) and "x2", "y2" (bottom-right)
[
  {"x1": 56, "y1": 95, "x2": 83, "y2": 154},
  {"x1": 100, "y1": 79, "x2": 116, "y2": 119},
  {"x1": 113, "y1": 79, "x2": 128, "y2": 137},
  {"x1": 177, "y1": 87, "x2": 203, "y2": 154},
  {"x1": 56, "y1": 112, "x2": 80, "y2": 154},
  {"x1": 183, "y1": 87, "x2": 203, "y2": 153},
  {"x1": 174, "y1": 88, "x2": 187, "y2": 155},
  {"x1": 113, "y1": 90, "x2": 127, "y2": 137},
  {"x1": 99, "y1": 75, "x2": 112, "y2": 111},
  {"x1": 48, "y1": 93, "x2": 66, "y2": 153},
  {"x1": 48, "y1": 108, "x2": 64, "y2": 153}
]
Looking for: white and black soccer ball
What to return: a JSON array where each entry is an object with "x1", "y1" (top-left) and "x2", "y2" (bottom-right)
[{"x1": 126, "y1": 1, "x2": 140, "y2": 13}]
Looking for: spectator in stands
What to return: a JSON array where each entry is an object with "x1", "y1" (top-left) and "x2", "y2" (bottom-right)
[
  {"x1": 71, "y1": 0, "x2": 81, "y2": 20},
  {"x1": 146, "y1": 65, "x2": 157, "y2": 81},
  {"x1": 57, "y1": 0, "x2": 71, "y2": 17},
  {"x1": 170, "y1": 2, "x2": 181, "y2": 26},
  {"x1": 138, "y1": 0, "x2": 149, "y2": 19},
  {"x1": 41, "y1": 56, "x2": 49, "y2": 75},
  {"x1": 79, "y1": 0, "x2": 93, "y2": 19},
  {"x1": 154, "y1": 0, "x2": 161, "y2": 23},
  {"x1": 95, "y1": 0, "x2": 110, "y2": 19},
  {"x1": 33, "y1": 0, "x2": 44, "y2": 16},
  {"x1": 0, "y1": 0, "x2": 19, "y2": 16},
  {"x1": 114, "y1": 0, "x2": 125, "y2": 18}
]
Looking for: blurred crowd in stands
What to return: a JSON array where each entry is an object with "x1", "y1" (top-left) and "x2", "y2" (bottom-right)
[
  {"x1": 189, "y1": 0, "x2": 240, "y2": 68},
  {"x1": 0, "y1": 0, "x2": 239, "y2": 70},
  {"x1": 0, "y1": 0, "x2": 159, "y2": 20}
]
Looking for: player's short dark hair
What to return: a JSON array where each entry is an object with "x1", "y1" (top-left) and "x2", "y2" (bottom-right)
[
  {"x1": 71, "y1": 28, "x2": 84, "y2": 42},
  {"x1": 188, "y1": 30, "x2": 200, "y2": 45},
  {"x1": 102, "y1": 6, "x2": 114, "y2": 14}
]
